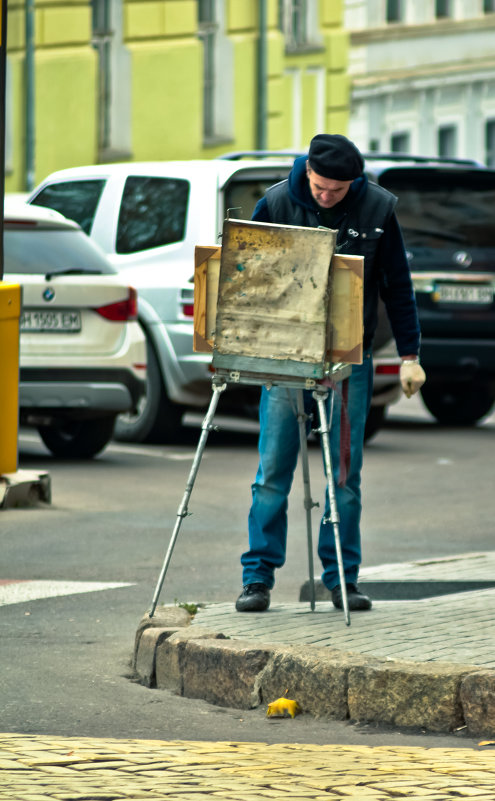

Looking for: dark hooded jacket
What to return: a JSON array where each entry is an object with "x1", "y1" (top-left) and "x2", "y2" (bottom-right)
[{"x1": 252, "y1": 155, "x2": 420, "y2": 355}]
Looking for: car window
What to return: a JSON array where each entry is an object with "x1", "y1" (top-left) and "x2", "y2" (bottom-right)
[
  {"x1": 224, "y1": 180, "x2": 279, "y2": 220},
  {"x1": 116, "y1": 176, "x2": 190, "y2": 254},
  {"x1": 223, "y1": 170, "x2": 292, "y2": 220},
  {"x1": 4, "y1": 227, "x2": 116, "y2": 275},
  {"x1": 31, "y1": 180, "x2": 106, "y2": 234},
  {"x1": 378, "y1": 168, "x2": 495, "y2": 252}
]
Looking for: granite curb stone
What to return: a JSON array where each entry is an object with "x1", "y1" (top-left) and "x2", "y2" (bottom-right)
[
  {"x1": 133, "y1": 604, "x2": 191, "y2": 669},
  {"x1": 460, "y1": 671, "x2": 495, "y2": 737},
  {"x1": 155, "y1": 628, "x2": 228, "y2": 694},
  {"x1": 348, "y1": 661, "x2": 471, "y2": 733},
  {"x1": 133, "y1": 605, "x2": 495, "y2": 737},
  {"x1": 180, "y1": 638, "x2": 274, "y2": 709},
  {"x1": 257, "y1": 645, "x2": 384, "y2": 721},
  {"x1": 134, "y1": 627, "x2": 184, "y2": 688}
]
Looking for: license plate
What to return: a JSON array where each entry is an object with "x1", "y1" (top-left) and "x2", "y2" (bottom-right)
[
  {"x1": 20, "y1": 309, "x2": 82, "y2": 332},
  {"x1": 433, "y1": 284, "x2": 493, "y2": 304}
]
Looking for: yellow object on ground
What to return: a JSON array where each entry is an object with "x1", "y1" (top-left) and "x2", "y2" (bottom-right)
[{"x1": 266, "y1": 697, "x2": 302, "y2": 718}]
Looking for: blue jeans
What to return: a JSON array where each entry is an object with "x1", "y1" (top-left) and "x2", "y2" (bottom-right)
[{"x1": 242, "y1": 351, "x2": 373, "y2": 591}]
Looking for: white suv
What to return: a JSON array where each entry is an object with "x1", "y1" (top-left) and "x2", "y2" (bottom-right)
[
  {"x1": 4, "y1": 200, "x2": 146, "y2": 457},
  {"x1": 28, "y1": 156, "x2": 400, "y2": 444}
]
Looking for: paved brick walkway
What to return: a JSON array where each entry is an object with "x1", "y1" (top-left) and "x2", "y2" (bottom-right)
[
  {"x1": 190, "y1": 553, "x2": 495, "y2": 668},
  {"x1": 191, "y1": 590, "x2": 495, "y2": 667},
  {"x1": 1, "y1": 733, "x2": 495, "y2": 800}
]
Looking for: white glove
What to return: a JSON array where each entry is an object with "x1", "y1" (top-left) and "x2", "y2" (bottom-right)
[{"x1": 400, "y1": 360, "x2": 426, "y2": 398}]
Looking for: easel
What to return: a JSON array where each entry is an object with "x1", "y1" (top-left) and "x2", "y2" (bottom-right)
[
  {"x1": 148, "y1": 363, "x2": 352, "y2": 626},
  {"x1": 149, "y1": 218, "x2": 364, "y2": 628}
]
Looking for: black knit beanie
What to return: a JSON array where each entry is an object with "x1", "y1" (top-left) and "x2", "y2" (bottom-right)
[{"x1": 307, "y1": 134, "x2": 364, "y2": 180}]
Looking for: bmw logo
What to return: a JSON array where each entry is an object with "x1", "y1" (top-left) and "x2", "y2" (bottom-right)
[
  {"x1": 43, "y1": 287, "x2": 55, "y2": 302},
  {"x1": 453, "y1": 251, "x2": 472, "y2": 268}
]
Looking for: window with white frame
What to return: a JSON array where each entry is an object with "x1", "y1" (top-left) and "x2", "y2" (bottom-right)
[
  {"x1": 484, "y1": 0, "x2": 495, "y2": 12},
  {"x1": 485, "y1": 120, "x2": 495, "y2": 166},
  {"x1": 279, "y1": 0, "x2": 321, "y2": 51},
  {"x1": 198, "y1": 0, "x2": 233, "y2": 143}
]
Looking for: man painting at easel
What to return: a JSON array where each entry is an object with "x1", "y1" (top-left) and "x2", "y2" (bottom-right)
[{"x1": 236, "y1": 134, "x2": 425, "y2": 613}]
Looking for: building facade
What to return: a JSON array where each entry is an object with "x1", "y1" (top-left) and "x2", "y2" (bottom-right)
[
  {"x1": 5, "y1": 0, "x2": 350, "y2": 191},
  {"x1": 344, "y1": 0, "x2": 495, "y2": 165}
]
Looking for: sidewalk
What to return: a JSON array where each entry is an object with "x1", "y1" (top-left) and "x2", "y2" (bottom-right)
[
  {"x1": 192, "y1": 552, "x2": 495, "y2": 666},
  {"x1": 1, "y1": 732, "x2": 495, "y2": 800},
  {"x1": 135, "y1": 552, "x2": 495, "y2": 738}
]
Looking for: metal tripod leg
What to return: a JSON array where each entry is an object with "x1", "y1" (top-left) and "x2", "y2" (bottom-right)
[
  {"x1": 148, "y1": 380, "x2": 227, "y2": 618},
  {"x1": 314, "y1": 386, "x2": 350, "y2": 626},
  {"x1": 296, "y1": 389, "x2": 317, "y2": 611}
]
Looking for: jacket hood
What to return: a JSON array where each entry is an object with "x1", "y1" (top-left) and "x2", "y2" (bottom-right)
[{"x1": 287, "y1": 154, "x2": 368, "y2": 217}]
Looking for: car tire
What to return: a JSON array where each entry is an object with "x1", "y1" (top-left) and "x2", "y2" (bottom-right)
[
  {"x1": 37, "y1": 416, "x2": 116, "y2": 458},
  {"x1": 420, "y1": 383, "x2": 494, "y2": 426},
  {"x1": 114, "y1": 338, "x2": 185, "y2": 443},
  {"x1": 364, "y1": 404, "x2": 386, "y2": 443}
]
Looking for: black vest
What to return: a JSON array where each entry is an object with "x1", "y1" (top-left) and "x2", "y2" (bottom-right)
[{"x1": 265, "y1": 179, "x2": 397, "y2": 348}]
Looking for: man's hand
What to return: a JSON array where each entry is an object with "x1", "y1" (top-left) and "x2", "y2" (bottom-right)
[{"x1": 400, "y1": 359, "x2": 426, "y2": 398}]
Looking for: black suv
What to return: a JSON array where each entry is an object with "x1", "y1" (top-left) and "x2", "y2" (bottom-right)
[{"x1": 365, "y1": 155, "x2": 495, "y2": 425}]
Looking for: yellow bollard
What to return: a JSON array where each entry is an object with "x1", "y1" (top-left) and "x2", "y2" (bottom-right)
[{"x1": 0, "y1": 282, "x2": 21, "y2": 474}]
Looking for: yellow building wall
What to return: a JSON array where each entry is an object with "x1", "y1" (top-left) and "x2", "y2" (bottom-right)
[
  {"x1": 221, "y1": 32, "x2": 258, "y2": 155},
  {"x1": 35, "y1": 48, "x2": 97, "y2": 175},
  {"x1": 6, "y1": 0, "x2": 97, "y2": 190},
  {"x1": 5, "y1": 0, "x2": 350, "y2": 190},
  {"x1": 4, "y1": 53, "x2": 25, "y2": 189},
  {"x1": 129, "y1": 39, "x2": 202, "y2": 160}
]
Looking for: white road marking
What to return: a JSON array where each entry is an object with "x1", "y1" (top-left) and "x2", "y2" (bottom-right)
[
  {"x1": 18, "y1": 431, "x2": 197, "y2": 461},
  {"x1": 108, "y1": 443, "x2": 197, "y2": 460},
  {"x1": 0, "y1": 580, "x2": 135, "y2": 606}
]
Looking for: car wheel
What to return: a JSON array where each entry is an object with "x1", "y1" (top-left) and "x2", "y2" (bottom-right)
[
  {"x1": 420, "y1": 383, "x2": 494, "y2": 426},
  {"x1": 37, "y1": 416, "x2": 116, "y2": 458},
  {"x1": 114, "y1": 338, "x2": 185, "y2": 443},
  {"x1": 364, "y1": 404, "x2": 386, "y2": 443}
]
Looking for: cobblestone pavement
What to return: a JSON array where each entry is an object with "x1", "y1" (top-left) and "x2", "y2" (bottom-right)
[
  {"x1": 190, "y1": 553, "x2": 495, "y2": 667},
  {"x1": 2, "y1": 733, "x2": 495, "y2": 800},
  {"x1": 191, "y1": 590, "x2": 495, "y2": 667}
]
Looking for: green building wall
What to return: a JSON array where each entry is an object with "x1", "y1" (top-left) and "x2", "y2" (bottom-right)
[{"x1": 5, "y1": 0, "x2": 349, "y2": 191}]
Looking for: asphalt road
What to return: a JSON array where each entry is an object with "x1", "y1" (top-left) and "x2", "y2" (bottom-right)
[{"x1": 1, "y1": 393, "x2": 494, "y2": 748}]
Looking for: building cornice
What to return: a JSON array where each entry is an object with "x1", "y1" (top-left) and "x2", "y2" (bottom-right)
[
  {"x1": 349, "y1": 15, "x2": 495, "y2": 45},
  {"x1": 352, "y1": 58, "x2": 495, "y2": 97}
]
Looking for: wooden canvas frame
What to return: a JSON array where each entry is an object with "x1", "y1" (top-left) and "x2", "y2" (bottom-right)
[{"x1": 193, "y1": 226, "x2": 364, "y2": 368}]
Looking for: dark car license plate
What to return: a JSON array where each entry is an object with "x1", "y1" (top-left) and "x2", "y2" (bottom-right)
[{"x1": 433, "y1": 284, "x2": 493, "y2": 304}]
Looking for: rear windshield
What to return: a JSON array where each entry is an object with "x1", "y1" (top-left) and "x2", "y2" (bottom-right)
[
  {"x1": 223, "y1": 168, "x2": 292, "y2": 220},
  {"x1": 378, "y1": 168, "x2": 495, "y2": 249},
  {"x1": 31, "y1": 180, "x2": 106, "y2": 235},
  {"x1": 4, "y1": 227, "x2": 115, "y2": 275}
]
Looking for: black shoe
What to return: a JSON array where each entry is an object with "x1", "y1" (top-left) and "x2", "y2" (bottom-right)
[
  {"x1": 235, "y1": 583, "x2": 270, "y2": 612},
  {"x1": 331, "y1": 583, "x2": 372, "y2": 611}
]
